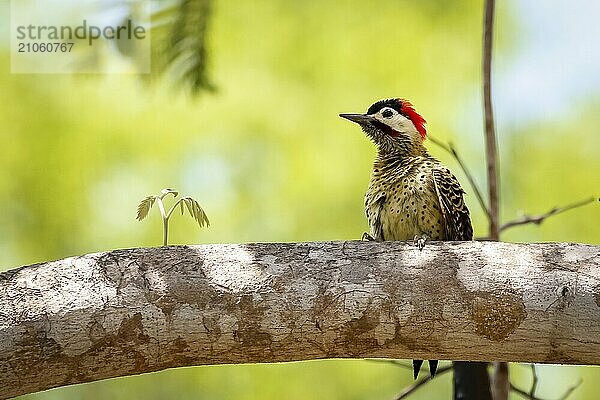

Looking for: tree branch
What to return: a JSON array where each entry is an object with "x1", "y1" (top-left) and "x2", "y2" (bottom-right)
[
  {"x1": 483, "y1": 0, "x2": 500, "y2": 241},
  {"x1": 1, "y1": 241, "x2": 599, "y2": 399},
  {"x1": 491, "y1": 361, "x2": 510, "y2": 400},
  {"x1": 558, "y1": 379, "x2": 582, "y2": 400},
  {"x1": 530, "y1": 364, "x2": 539, "y2": 398},
  {"x1": 499, "y1": 197, "x2": 597, "y2": 233},
  {"x1": 511, "y1": 383, "x2": 545, "y2": 400},
  {"x1": 394, "y1": 365, "x2": 453, "y2": 400},
  {"x1": 510, "y1": 378, "x2": 581, "y2": 400}
]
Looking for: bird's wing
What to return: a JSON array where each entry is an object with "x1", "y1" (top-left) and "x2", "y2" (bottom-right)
[
  {"x1": 432, "y1": 168, "x2": 473, "y2": 241},
  {"x1": 366, "y1": 193, "x2": 386, "y2": 241}
]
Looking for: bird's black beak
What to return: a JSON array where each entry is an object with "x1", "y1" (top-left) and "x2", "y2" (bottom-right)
[{"x1": 339, "y1": 113, "x2": 375, "y2": 125}]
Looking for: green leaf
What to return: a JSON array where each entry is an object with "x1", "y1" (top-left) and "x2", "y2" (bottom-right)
[
  {"x1": 191, "y1": 197, "x2": 210, "y2": 227},
  {"x1": 182, "y1": 197, "x2": 209, "y2": 227},
  {"x1": 151, "y1": 0, "x2": 215, "y2": 94},
  {"x1": 136, "y1": 196, "x2": 156, "y2": 221},
  {"x1": 179, "y1": 199, "x2": 185, "y2": 215},
  {"x1": 198, "y1": 203, "x2": 210, "y2": 227},
  {"x1": 184, "y1": 197, "x2": 194, "y2": 218},
  {"x1": 188, "y1": 197, "x2": 198, "y2": 221}
]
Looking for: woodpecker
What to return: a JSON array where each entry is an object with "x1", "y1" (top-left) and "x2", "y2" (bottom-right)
[{"x1": 340, "y1": 98, "x2": 473, "y2": 380}]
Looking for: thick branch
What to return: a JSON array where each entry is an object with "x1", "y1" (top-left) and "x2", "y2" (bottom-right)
[{"x1": 1, "y1": 241, "x2": 599, "y2": 399}]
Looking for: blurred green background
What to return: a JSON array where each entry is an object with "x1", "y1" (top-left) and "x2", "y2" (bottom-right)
[{"x1": 1, "y1": 0, "x2": 599, "y2": 399}]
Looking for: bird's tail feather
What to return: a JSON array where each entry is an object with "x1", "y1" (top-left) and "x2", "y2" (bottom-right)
[
  {"x1": 428, "y1": 360, "x2": 438, "y2": 377},
  {"x1": 412, "y1": 359, "x2": 424, "y2": 380},
  {"x1": 412, "y1": 359, "x2": 439, "y2": 380}
]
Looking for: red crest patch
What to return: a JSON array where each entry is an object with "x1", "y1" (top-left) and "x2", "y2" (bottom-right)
[{"x1": 399, "y1": 99, "x2": 427, "y2": 140}]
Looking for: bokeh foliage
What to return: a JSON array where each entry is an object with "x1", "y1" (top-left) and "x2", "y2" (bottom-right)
[{"x1": 0, "y1": 0, "x2": 598, "y2": 399}]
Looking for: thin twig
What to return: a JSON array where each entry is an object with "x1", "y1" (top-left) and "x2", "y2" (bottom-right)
[
  {"x1": 483, "y1": 0, "x2": 500, "y2": 241},
  {"x1": 558, "y1": 379, "x2": 582, "y2": 400},
  {"x1": 499, "y1": 197, "x2": 596, "y2": 233},
  {"x1": 511, "y1": 383, "x2": 544, "y2": 400},
  {"x1": 510, "y1": 378, "x2": 582, "y2": 400},
  {"x1": 428, "y1": 135, "x2": 491, "y2": 219},
  {"x1": 530, "y1": 364, "x2": 538, "y2": 398},
  {"x1": 393, "y1": 365, "x2": 453, "y2": 400}
]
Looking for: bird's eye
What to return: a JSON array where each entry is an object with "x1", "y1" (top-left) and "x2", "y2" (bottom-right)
[{"x1": 382, "y1": 108, "x2": 394, "y2": 118}]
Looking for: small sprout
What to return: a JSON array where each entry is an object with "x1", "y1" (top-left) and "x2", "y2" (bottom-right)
[{"x1": 136, "y1": 188, "x2": 210, "y2": 246}]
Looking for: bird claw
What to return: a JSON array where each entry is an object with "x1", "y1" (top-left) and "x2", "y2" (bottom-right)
[
  {"x1": 413, "y1": 234, "x2": 429, "y2": 251},
  {"x1": 362, "y1": 232, "x2": 376, "y2": 241}
]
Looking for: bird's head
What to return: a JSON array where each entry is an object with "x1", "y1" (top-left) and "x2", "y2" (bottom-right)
[{"x1": 340, "y1": 98, "x2": 427, "y2": 154}]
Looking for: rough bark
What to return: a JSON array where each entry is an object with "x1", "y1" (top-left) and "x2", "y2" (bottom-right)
[{"x1": 1, "y1": 241, "x2": 599, "y2": 399}]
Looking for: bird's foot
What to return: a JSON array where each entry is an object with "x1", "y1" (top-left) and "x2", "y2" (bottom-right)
[
  {"x1": 362, "y1": 232, "x2": 376, "y2": 241},
  {"x1": 413, "y1": 234, "x2": 429, "y2": 251}
]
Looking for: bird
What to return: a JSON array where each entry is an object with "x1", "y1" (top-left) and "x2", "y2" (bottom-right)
[{"x1": 339, "y1": 98, "x2": 473, "y2": 380}]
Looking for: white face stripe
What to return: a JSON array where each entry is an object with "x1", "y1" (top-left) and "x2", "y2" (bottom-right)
[{"x1": 371, "y1": 107, "x2": 423, "y2": 142}]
